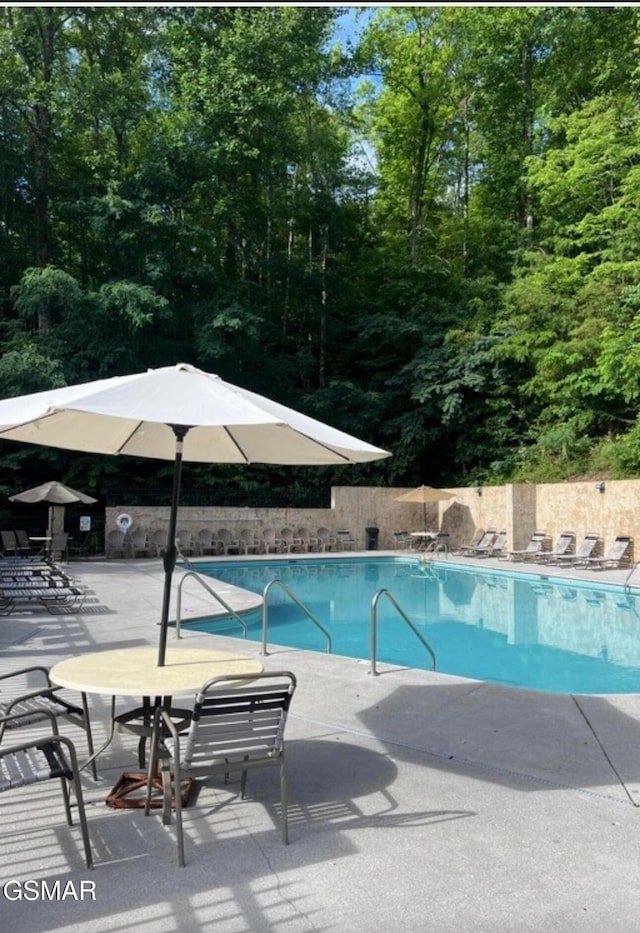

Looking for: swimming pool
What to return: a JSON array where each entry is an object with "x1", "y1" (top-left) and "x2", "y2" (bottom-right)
[{"x1": 183, "y1": 557, "x2": 640, "y2": 695}]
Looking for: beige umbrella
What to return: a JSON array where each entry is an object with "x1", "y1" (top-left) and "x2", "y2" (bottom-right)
[
  {"x1": 394, "y1": 485, "x2": 454, "y2": 533},
  {"x1": 9, "y1": 480, "x2": 97, "y2": 537}
]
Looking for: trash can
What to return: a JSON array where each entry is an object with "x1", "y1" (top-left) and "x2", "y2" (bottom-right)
[{"x1": 365, "y1": 526, "x2": 379, "y2": 550}]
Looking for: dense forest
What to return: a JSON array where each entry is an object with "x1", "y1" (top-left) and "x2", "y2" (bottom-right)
[{"x1": 1, "y1": 4, "x2": 640, "y2": 509}]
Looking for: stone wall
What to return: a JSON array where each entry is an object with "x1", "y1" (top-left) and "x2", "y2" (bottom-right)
[{"x1": 105, "y1": 478, "x2": 638, "y2": 556}]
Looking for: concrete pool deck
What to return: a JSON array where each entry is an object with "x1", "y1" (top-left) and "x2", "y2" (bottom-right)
[{"x1": 2, "y1": 551, "x2": 640, "y2": 932}]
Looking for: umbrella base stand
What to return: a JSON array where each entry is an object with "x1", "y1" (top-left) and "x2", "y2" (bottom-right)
[{"x1": 105, "y1": 771, "x2": 193, "y2": 810}]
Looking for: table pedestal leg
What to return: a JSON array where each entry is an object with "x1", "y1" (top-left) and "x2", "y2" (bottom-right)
[{"x1": 105, "y1": 771, "x2": 193, "y2": 809}]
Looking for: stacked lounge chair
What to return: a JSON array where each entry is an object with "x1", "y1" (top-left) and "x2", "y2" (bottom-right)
[
  {"x1": 0, "y1": 555, "x2": 85, "y2": 614},
  {"x1": 458, "y1": 530, "x2": 496, "y2": 556},
  {"x1": 548, "y1": 533, "x2": 601, "y2": 566},
  {"x1": 464, "y1": 530, "x2": 507, "y2": 558},
  {"x1": 501, "y1": 531, "x2": 549, "y2": 562},
  {"x1": 575, "y1": 535, "x2": 633, "y2": 570},
  {"x1": 535, "y1": 531, "x2": 575, "y2": 564}
]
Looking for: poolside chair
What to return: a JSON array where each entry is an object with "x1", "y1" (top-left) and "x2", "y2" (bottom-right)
[
  {"x1": 336, "y1": 530, "x2": 356, "y2": 551},
  {"x1": 14, "y1": 530, "x2": 42, "y2": 557},
  {"x1": 196, "y1": 529, "x2": 217, "y2": 556},
  {"x1": 425, "y1": 532, "x2": 450, "y2": 555},
  {"x1": 291, "y1": 527, "x2": 312, "y2": 552},
  {"x1": 129, "y1": 527, "x2": 150, "y2": 558},
  {"x1": 145, "y1": 671, "x2": 297, "y2": 867},
  {"x1": 176, "y1": 529, "x2": 196, "y2": 557},
  {"x1": 0, "y1": 665, "x2": 97, "y2": 779},
  {"x1": 217, "y1": 528, "x2": 241, "y2": 555},
  {"x1": 1, "y1": 530, "x2": 21, "y2": 555},
  {"x1": 277, "y1": 528, "x2": 294, "y2": 553},
  {"x1": 316, "y1": 527, "x2": 336, "y2": 552},
  {"x1": 150, "y1": 528, "x2": 168, "y2": 557},
  {"x1": 467, "y1": 530, "x2": 507, "y2": 558},
  {"x1": 50, "y1": 531, "x2": 70, "y2": 562},
  {"x1": 106, "y1": 528, "x2": 129, "y2": 558},
  {"x1": 0, "y1": 715, "x2": 93, "y2": 869},
  {"x1": 501, "y1": 531, "x2": 549, "y2": 562},
  {"x1": 535, "y1": 531, "x2": 575, "y2": 564},
  {"x1": 260, "y1": 527, "x2": 280, "y2": 554},
  {"x1": 393, "y1": 530, "x2": 412, "y2": 550},
  {"x1": 239, "y1": 527, "x2": 261, "y2": 554},
  {"x1": 577, "y1": 535, "x2": 633, "y2": 570},
  {"x1": 549, "y1": 533, "x2": 601, "y2": 566},
  {"x1": 456, "y1": 528, "x2": 485, "y2": 553},
  {"x1": 458, "y1": 530, "x2": 496, "y2": 556}
]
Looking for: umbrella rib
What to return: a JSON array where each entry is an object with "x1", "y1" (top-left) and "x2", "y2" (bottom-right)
[
  {"x1": 222, "y1": 425, "x2": 354, "y2": 464},
  {"x1": 222, "y1": 426, "x2": 251, "y2": 463},
  {"x1": 112, "y1": 421, "x2": 146, "y2": 454}
]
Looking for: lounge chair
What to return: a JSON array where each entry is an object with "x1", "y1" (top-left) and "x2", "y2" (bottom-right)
[
  {"x1": 535, "y1": 531, "x2": 575, "y2": 563},
  {"x1": 549, "y1": 533, "x2": 601, "y2": 566},
  {"x1": 501, "y1": 531, "x2": 549, "y2": 562},
  {"x1": 577, "y1": 535, "x2": 633, "y2": 570},
  {"x1": 468, "y1": 530, "x2": 507, "y2": 558},
  {"x1": 457, "y1": 528, "x2": 485, "y2": 552},
  {"x1": 458, "y1": 530, "x2": 496, "y2": 556}
]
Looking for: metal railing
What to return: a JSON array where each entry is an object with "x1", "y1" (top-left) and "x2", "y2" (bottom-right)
[
  {"x1": 369, "y1": 588, "x2": 436, "y2": 676},
  {"x1": 261, "y1": 579, "x2": 332, "y2": 656},
  {"x1": 175, "y1": 570, "x2": 248, "y2": 639},
  {"x1": 624, "y1": 561, "x2": 640, "y2": 593}
]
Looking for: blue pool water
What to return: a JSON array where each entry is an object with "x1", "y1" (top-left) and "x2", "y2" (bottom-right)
[{"x1": 183, "y1": 557, "x2": 640, "y2": 695}]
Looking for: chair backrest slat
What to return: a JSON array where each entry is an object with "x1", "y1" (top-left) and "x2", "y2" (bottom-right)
[{"x1": 181, "y1": 674, "x2": 295, "y2": 768}]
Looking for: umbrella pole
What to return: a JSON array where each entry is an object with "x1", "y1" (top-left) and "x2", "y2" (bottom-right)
[{"x1": 158, "y1": 425, "x2": 190, "y2": 667}]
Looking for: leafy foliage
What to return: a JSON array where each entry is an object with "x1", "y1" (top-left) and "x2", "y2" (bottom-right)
[{"x1": 0, "y1": 6, "x2": 640, "y2": 500}]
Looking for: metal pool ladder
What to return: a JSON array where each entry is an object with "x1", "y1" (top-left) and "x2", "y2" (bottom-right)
[
  {"x1": 369, "y1": 588, "x2": 436, "y2": 676},
  {"x1": 174, "y1": 569, "x2": 249, "y2": 639},
  {"x1": 261, "y1": 579, "x2": 332, "y2": 656}
]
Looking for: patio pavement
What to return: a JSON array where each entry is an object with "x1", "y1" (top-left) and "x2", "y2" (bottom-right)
[{"x1": 2, "y1": 551, "x2": 640, "y2": 932}]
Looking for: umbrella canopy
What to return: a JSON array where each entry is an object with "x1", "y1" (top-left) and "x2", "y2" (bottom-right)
[
  {"x1": 394, "y1": 485, "x2": 454, "y2": 504},
  {"x1": 0, "y1": 363, "x2": 391, "y2": 665},
  {"x1": 9, "y1": 480, "x2": 97, "y2": 506},
  {"x1": 9, "y1": 481, "x2": 98, "y2": 540},
  {"x1": 394, "y1": 485, "x2": 455, "y2": 533}
]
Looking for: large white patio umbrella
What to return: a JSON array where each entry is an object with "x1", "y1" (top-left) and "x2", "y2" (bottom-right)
[{"x1": 0, "y1": 363, "x2": 391, "y2": 665}]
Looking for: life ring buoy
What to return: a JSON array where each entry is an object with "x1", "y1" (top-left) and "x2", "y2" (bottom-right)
[{"x1": 116, "y1": 513, "x2": 133, "y2": 534}]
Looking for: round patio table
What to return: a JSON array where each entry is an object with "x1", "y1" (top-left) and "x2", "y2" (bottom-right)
[
  {"x1": 50, "y1": 645, "x2": 263, "y2": 697},
  {"x1": 50, "y1": 645, "x2": 264, "y2": 808}
]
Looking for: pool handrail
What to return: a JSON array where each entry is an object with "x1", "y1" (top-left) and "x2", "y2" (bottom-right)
[
  {"x1": 261, "y1": 579, "x2": 332, "y2": 656},
  {"x1": 370, "y1": 588, "x2": 436, "y2": 676},
  {"x1": 623, "y1": 561, "x2": 640, "y2": 593},
  {"x1": 174, "y1": 569, "x2": 248, "y2": 640}
]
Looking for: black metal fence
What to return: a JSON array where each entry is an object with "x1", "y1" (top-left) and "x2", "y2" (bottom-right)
[{"x1": 103, "y1": 485, "x2": 332, "y2": 510}]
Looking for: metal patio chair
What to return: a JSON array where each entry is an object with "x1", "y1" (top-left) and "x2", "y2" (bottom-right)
[
  {"x1": 0, "y1": 665, "x2": 97, "y2": 779},
  {"x1": 145, "y1": 671, "x2": 297, "y2": 866},
  {"x1": 0, "y1": 710, "x2": 93, "y2": 869}
]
